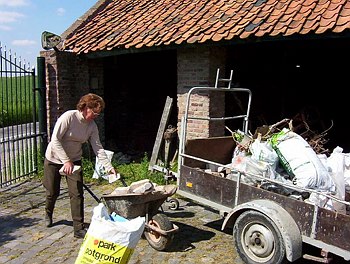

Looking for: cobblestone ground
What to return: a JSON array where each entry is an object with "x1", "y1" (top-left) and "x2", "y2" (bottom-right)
[{"x1": 0, "y1": 178, "x2": 349, "y2": 264}]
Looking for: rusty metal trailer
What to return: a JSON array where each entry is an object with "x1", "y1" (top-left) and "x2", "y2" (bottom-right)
[{"x1": 176, "y1": 86, "x2": 350, "y2": 264}]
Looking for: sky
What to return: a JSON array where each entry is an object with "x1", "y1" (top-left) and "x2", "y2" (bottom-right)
[{"x1": 0, "y1": 0, "x2": 97, "y2": 69}]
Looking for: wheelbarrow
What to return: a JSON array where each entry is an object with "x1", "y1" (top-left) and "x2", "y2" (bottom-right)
[
  {"x1": 84, "y1": 182, "x2": 179, "y2": 251},
  {"x1": 101, "y1": 184, "x2": 179, "y2": 251}
]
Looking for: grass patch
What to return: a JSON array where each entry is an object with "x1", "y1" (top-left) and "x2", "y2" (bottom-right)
[{"x1": 0, "y1": 75, "x2": 37, "y2": 127}]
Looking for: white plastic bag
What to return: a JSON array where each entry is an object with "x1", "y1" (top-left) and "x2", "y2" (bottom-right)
[
  {"x1": 231, "y1": 154, "x2": 277, "y2": 185},
  {"x1": 75, "y1": 203, "x2": 145, "y2": 264},
  {"x1": 249, "y1": 138, "x2": 279, "y2": 169},
  {"x1": 306, "y1": 192, "x2": 334, "y2": 210},
  {"x1": 344, "y1": 153, "x2": 350, "y2": 192},
  {"x1": 325, "y1": 146, "x2": 346, "y2": 213},
  {"x1": 92, "y1": 150, "x2": 117, "y2": 183},
  {"x1": 271, "y1": 128, "x2": 335, "y2": 191}
]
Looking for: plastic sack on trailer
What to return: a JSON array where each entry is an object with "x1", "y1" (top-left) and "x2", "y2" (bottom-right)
[
  {"x1": 231, "y1": 154, "x2": 278, "y2": 185},
  {"x1": 74, "y1": 203, "x2": 145, "y2": 264},
  {"x1": 249, "y1": 137, "x2": 279, "y2": 170},
  {"x1": 270, "y1": 128, "x2": 335, "y2": 191},
  {"x1": 324, "y1": 146, "x2": 347, "y2": 213},
  {"x1": 344, "y1": 153, "x2": 350, "y2": 192}
]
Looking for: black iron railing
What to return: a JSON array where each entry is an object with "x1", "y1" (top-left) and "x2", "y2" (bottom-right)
[{"x1": 0, "y1": 43, "x2": 40, "y2": 187}]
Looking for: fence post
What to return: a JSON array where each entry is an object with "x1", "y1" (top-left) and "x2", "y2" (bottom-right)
[{"x1": 37, "y1": 56, "x2": 48, "y2": 156}]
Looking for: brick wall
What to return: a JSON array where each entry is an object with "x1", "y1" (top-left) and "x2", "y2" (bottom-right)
[
  {"x1": 39, "y1": 50, "x2": 105, "y2": 143},
  {"x1": 87, "y1": 59, "x2": 105, "y2": 137},
  {"x1": 177, "y1": 46, "x2": 227, "y2": 139},
  {"x1": 41, "y1": 46, "x2": 227, "y2": 149}
]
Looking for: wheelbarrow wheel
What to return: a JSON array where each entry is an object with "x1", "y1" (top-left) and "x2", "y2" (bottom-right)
[
  {"x1": 144, "y1": 213, "x2": 174, "y2": 251},
  {"x1": 168, "y1": 197, "x2": 180, "y2": 210}
]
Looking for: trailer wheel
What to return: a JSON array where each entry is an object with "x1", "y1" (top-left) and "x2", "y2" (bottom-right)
[
  {"x1": 233, "y1": 210, "x2": 287, "y2": 264},
  {"x1": 144, "y1": 213, "x2": 174, "y2": 251}
]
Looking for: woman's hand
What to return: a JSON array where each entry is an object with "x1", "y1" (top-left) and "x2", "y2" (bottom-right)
[
  {"x1": 109, "y1": 167, "x2": 118, "y2": 175},
  {"x1": 107, "y1": 168, "x2": 121, "y2": 184},
  {"x1": 63, "y1": 161, "x2": 74, "y2": 175}
]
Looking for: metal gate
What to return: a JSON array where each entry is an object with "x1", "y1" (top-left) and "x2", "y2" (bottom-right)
[{"x1": 0, "y1": 45, "x2": 41, "y2": 187}]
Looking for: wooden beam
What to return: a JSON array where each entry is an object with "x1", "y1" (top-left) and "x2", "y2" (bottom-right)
[{"x1": 148, "y1": 96, "x2": 173, "y2": 171}]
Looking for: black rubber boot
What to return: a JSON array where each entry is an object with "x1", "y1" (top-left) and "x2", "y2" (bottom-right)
[
  {"x1": 74, "y1": 229, "x2": 87, "y2": 239},
  {"x1": 45, "y1": 213, "x2": 53, "y2": 228}
]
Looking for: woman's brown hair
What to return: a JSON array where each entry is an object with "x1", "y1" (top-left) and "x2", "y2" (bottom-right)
[{"x1": 76, "y1": 93, "x2": 105, "y2": 112}]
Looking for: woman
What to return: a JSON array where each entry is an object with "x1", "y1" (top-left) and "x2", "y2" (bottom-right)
[{"x1": 42, "y1": 93, "x2": 117, "y2": 239}]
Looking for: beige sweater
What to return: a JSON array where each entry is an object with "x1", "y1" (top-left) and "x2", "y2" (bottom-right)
[{"x1": 45, "y1": 110, "x2": 113, "y2": 172}]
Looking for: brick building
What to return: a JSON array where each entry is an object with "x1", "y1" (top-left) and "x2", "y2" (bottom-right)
[{"x1": 40, "y1": 0, "x2": 350, "y2": 155}]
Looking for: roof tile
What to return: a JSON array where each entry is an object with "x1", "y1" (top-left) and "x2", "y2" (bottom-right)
[
  {"x1": 336, "y1": 13, "x2": 350, "y2": 27},
  {"x1": 334, "y1": 20, "x2": 350, "y2": 32},
  {"x1": 62, "y1": 0, "x2": 350, "y2": 55}
]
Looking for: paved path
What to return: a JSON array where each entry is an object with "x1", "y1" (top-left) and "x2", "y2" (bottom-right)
[
  {"x1": 0, "y1": 178, "x2": 349, "y2": 264},
  {"x1": 0, "y1": 178, "x2": 243, "y2": 264}
]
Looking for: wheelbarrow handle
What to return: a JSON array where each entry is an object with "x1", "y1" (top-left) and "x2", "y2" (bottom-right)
[
  {"x1": 83, "y1": 176, "x2": 127, "y2": 204},
  {"x1": 83, "y1": 183, "x2": 101, "y2": 203},
  {"x1": 119, "y1": 176, "x2": 128, "y2": 187}
]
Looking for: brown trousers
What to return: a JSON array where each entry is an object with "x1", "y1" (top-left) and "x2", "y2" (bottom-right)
[{"x1": 42, "y1": 158, "x2": 84, "y2": 231}]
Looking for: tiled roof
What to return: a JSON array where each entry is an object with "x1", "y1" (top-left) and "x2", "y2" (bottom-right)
[{"x1": 62, "y1": 0, "x2": 350, "y2": 55}]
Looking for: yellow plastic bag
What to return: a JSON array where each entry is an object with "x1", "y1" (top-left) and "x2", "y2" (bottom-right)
[{"x1": 75, "y1": 203, "x2": 145, "y2": 264}]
